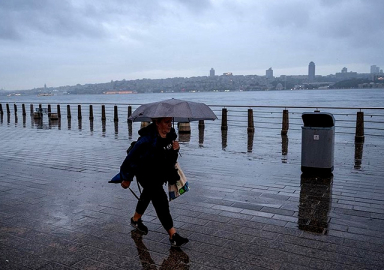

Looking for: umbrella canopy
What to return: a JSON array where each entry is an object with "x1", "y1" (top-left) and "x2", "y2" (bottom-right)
[{"x1": 129, "y1": 98, "x2": 217, "y2": 122}]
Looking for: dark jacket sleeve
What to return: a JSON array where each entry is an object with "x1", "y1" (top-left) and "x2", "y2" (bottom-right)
[{"x1": 120, "y1": 139, "x2": 146, "y2": 182}]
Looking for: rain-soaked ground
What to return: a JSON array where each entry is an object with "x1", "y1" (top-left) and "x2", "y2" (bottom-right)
[{"x1": 1, "y1": 114, "x2": 384, "y2": 269}]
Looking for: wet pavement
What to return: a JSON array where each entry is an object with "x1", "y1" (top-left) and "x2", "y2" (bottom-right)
[{"x1": 1, "y1": 116, "x2": 384, "y2": 269}]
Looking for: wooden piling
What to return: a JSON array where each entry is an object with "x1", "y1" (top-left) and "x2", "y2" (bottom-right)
[
  {"x1": 30, "y1": 104, "x2": 34, "y2": 115},
  {"x1": 14, "y1": 104, "x2": 17, "y2": 114},
  {"x1": 128, "y1": 106, "x2": 132, "y2": 122},
  {"x1": 114, "y1": 105, "x2": 118, "y2": 122},
  {"x1": 89, "y1": 105, "x2": 94, "y2": 121},
  {"x1": 178, "y1": 123, "x2": 191, "y2": 134},
  {"x1": 57, "y1": 105, "x2": 61, "y2": 118},
  {"x1": 247, "y1": 109, "x2": 254, "y2": 133},
  {"x1": 281, "y1": 109, "x2": 289, "y2": 135},
  {"x1": 6, "y1": 104, "x2": 10, "y2": 114},
  {"x1": 22, "y1": 104, "x2": 26, "y2": 116},
  {"x1": 101, "y1": 105, "x2": 106, "y2": 121},
  {"x1": 67, "y1": 105, "x2": 71, "y2": 119},
  {"x1": 78, "y1": 105, "x2": 82, "y2": 119},
  {"x1": 355, "y1": 111, "x2": 364, "y2": 143},
  {"x1": 198, "y1": 120, "x2": 205, "y2": 129},
  {"x1": 0, "y1": 104, "x2": 3, "y2": 114},
  {"x1": 49, "y1": 104, "x2": 59, "y2": 120},
  {"x1": 221, "y1": 108, "x2": 228, "y2": 131},
  {"x1": 127, "y1": 107, "x2": 132, "y2": 138}
]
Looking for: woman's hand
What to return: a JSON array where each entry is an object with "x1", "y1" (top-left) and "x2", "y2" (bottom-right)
[
  {"x1": 121, "y1": 180, "x2": 131, "y2": 189},
  {"x1": 172, "y1": 141, "x2": 180, "y2": 150}
]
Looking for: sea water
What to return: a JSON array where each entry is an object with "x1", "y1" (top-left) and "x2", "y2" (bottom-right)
[
  {"x1": 2, "y1": 88, "x2": 384, "y2": 107},
  {"x1": 1, "y1": 88, "x2": 383, "y2": 172}
]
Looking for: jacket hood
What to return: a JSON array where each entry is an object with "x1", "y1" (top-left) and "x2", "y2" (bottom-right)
[{"x1": 138, "y1": 123, "x2": 177, "y2": 141}]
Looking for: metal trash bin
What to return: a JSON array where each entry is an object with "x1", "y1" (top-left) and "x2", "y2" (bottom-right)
[{"x1": 301, "y1": 112, "x2": 335, "y2": 174}]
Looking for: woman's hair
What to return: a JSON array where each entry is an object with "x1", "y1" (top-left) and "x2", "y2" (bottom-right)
[{"x1": 151, "y1": 118, "x2": 163, "y2": 124}]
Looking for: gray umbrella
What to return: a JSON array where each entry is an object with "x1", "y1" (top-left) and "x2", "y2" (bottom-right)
[{"x1": 129, "y1": 98, "x2": 217, "y2": 122}]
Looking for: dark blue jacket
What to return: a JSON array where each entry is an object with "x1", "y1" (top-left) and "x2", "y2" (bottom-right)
[{"x1": 120, "y1": 123, "x2": 179, "y2": 187}]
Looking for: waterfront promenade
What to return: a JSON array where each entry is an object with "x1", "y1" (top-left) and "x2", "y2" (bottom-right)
[{"x1": 1, "y1": 112, "x2": 384, "y2": 269}]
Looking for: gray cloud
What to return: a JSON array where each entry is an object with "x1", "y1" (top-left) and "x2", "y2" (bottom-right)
[
  {"x1": 0, "y1": 0, "x2": 108, "y2": 40},
  {"x1": 0, "y1": 0, "x2": 383, "y2": 90}
]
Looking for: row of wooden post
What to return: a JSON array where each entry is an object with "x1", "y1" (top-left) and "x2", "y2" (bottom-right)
[
  {"x1": 220, "y1": 108, "x2": 288, "y2": 134},
  {"x1": 0, "y1": 104, "x2": 140, "y2": 126},
  {"x1": 220, "y1": 108, "x2": 365, "y2": 143},
  {"x1": 0, "y1": 103, "x2": 366, "y2": 142}
]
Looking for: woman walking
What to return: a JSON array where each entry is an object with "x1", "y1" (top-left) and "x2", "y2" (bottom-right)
[{"x1": 120, "y1": 117, "x2": 189, "y2": 248}]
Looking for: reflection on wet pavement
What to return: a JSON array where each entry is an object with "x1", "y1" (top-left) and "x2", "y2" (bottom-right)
[
  {"x1": 90, "y1": 120, "x2": 94, "y2": 132},
  {"x1": 198, "y1": 126, "x2": 204, "y2": 146},
  {"x1": 221, "y1": 129, "x2": 227, "y2": 150},
  {"x1": 247, "y1": 131, "x2": 254, "y2": 153},
  {"x1": 102, "y1": 119, "x2": 106, "y2": 136},
  {"x1": 128, "y1": 122, "x2": 133, "y2": 139},
  {"x1": 1, "y1": 110, "x2": 384, "y2": 269},
  {"x1": 178, "y1": 132, "x2": 191, "y2": 143},
  {"x1": 114, "y1": 122, "x2": 118, "y2": 139},
  {"x1": 131, "y1": 231, "x2": 190, "y2": 270},
  {"x1": 281, "y1": 134, "x2": 288, "y2": 163},
  {"x1": 354, "y1": 142, "x2": 364, "y2": 170},
  {"x1": 298, "y1": 173, "x2": 333, "y2": 234}
]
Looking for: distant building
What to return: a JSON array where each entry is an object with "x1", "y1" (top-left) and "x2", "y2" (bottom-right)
[
  {"x1": 210, "y1": 68, "x2": 215, "y2": 77},
  {"x1": 223, "y1": 72, "x2": 233, "y2": 76},
  {"x1": 336, "y1": 67, "x2": 357, "y2": 80},
  {"x1": 266, "y1": 68, "x2": 273, "y2": 79},
  {"x1": 308, "y1": 62, "x2": 315, "y2": 82},
  {"x1": 371, "y1": 65, "x2": 380, "y2": 74}
]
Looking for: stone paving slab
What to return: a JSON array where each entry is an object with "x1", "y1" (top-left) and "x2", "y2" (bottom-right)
[{"x1": 1, "y1": 119, "x2": 384, "y2": 269}]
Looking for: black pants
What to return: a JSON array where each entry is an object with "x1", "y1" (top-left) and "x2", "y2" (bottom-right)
[{"x1": 135, "y1": 181, "x2": 174, "y2": 232}]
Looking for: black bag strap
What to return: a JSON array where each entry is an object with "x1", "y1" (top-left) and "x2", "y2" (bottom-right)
[{"x1": 128, "y1": 180, "x2": 142, "y2": 201}]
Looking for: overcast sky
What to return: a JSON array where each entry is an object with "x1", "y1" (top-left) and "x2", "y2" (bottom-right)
[{"x1": 1, "y1": 0, "x2": 383, "y2": 90}]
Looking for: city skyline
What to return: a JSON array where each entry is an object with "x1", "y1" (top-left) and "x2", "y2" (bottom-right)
[
  {"x1": 1, "y1": 62, "x2": 382, "y2": 92},
  {"x1": 0, "y1": 61, "x2": 384, "y2": 91},
  {"x1": 1, "y1": 0, "x2": 383, "y2": 91}
]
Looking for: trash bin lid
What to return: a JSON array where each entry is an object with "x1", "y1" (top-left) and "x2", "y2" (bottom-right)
[{"x1": 302, "y1": 112, "x2": 335, "y2": 127}]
